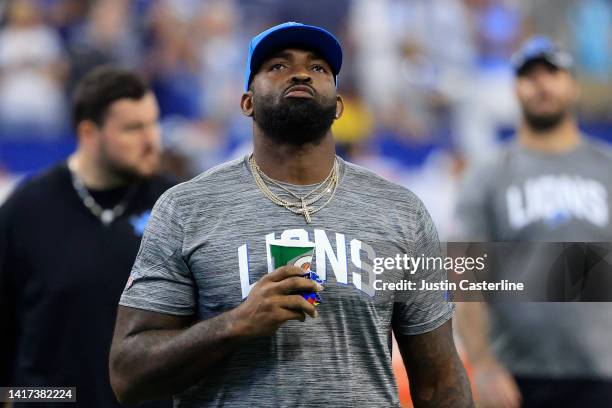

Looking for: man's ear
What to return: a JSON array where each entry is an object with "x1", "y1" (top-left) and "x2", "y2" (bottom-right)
[
  {"x1": 335, "y1": 95, "x2": 345, "y2": 120},
  {"x1": 76, "y1": 120, "x2": 100, "y2": 146},
  {"x1": 241, "y1": 91, "x2": 254, "y2": 117}
]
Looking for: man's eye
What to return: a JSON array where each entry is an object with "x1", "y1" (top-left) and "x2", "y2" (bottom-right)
[
  {"x1": 124, "y1": 124, "x2": 144, "y2": 132},
  {"x1": 270, "y1": 63, "x2": 286, "y2": 71},
  {"x1": 312, "y1": 65, "x2": 327, "y2": 73}
]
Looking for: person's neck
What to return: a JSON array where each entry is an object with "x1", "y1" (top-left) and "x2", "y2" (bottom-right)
[
  {"x1": 252, "y1": 130, "x2": 336, "y2": 185},
  {"x1": 518, "y1": 116, "x2": 581, "y2": 154},
  {"x1": 68, "y1": 151, "x2": 127, "y2": 190}
]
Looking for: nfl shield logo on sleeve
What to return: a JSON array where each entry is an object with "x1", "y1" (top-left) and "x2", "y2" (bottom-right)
[{"x1": 125, "y1": 276, "x2": 134, "y2": 290}]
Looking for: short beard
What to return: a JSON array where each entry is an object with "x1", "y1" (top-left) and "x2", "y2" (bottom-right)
[
  {"x1": 523, "y1": 109, "x2": 567, "y2": 133},
  {"x1": 99, "y1": 145, "x2": 147, "y2": 185},
  {"x1": 253, "y1": 92, "x2": 337, "y2": 146}
]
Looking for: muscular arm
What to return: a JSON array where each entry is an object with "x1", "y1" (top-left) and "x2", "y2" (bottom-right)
[
  {"x1": 395, "y1": 320, "x2": 474, "y2": 408},
  {"x1": 109, "y1": 266, "x2": 320, "y2": 406},
  {"x1": 109, "y1": 306, "x2": 241, "y2": 406}
]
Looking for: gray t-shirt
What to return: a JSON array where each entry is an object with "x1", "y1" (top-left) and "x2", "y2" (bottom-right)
[
  {"x1": 120, "y1": 155, "x2": 453, "y2": 407},
  {"x1": 456, "y1": 138, "x2": 612, "y2": 379}
]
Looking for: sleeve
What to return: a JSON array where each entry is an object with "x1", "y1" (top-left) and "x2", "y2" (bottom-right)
[
  {"x1": 392, "y1": 199, "x2": 455, "y2": 336},
  {"x1": 119, "y1": 190, "x2": 196, "y2": 316},
  {"x1": 453, "y1": 164, "x2": 493, "y2": 241},
  {"x1": 0, "y1": 198, "x2": 17, "y2": 386}
]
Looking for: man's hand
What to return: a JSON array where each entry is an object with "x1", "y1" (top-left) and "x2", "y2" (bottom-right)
[
  {"x1": 110, "y1": 265, "x2": 323, "y2": 405},
  {"x1": 233, "y1": 266, "x2": 323, "y2": 338},
  {"x1": 472, "y1": 355, "x2": 522, "y2": 408}
]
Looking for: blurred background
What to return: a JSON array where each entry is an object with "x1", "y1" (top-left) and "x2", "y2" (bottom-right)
[
  {"x1": 1, "y1": 0, "x2": 612, "y2": 240},
  {"x1": 1, "y1": 0, "x2": 612, "y2": 406}
]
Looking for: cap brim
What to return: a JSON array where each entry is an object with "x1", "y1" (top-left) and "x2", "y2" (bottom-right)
[
  {"x1": 247, "y1": 24, "x2": 342, "y2": 89},
  {"x1": 514, "y1": 52, "x2": 573, "y2": 75}
]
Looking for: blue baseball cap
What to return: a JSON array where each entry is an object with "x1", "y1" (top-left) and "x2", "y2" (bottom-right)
[
  {"x1": 244, "y1": 22, "x2": 343, "y2": 91},
  {"x1": 512, "y1": 36, "x2": 574, "y2": 75}
]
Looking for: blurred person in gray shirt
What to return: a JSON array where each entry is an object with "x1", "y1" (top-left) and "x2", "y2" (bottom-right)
[{"x1": 456, "y1": 37, "x2": 612, "y2": 408}]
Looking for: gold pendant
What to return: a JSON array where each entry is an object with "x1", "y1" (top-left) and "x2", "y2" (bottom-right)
[
  {"x1": 300, "y1": 198, "x2": 312, "y2": 223},
  {"x1": 304, "y1": 209, "x2": 312, "y2": 223}
]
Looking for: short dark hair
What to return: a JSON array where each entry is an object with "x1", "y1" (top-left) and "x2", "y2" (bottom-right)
[{"x1": 72, "y1": 66, "x2": 150, "y2": 129}]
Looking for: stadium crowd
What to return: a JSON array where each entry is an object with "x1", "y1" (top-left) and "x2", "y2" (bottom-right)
[
  {"x1": 2, "y1": 1, "x2": 612, "y2": 407},
  {"x1": 1, "y1": 0, "x2": 611, "y2": 237}
]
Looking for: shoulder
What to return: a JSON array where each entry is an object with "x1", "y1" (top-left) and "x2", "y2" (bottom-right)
[
  {"x1": 153, "y1": 157, "x2": 248, "y2": 210},
  {"x1": 459, "y1": 143, "x2": 516, "y2": 190},
  {"x1": 341, "y1": 159, "x2": 426, "y2": 214},
  {"x1": 580, "y1": 136, "x2": 612, "y2": 163},
  {"x1": 1, "y1": 163, "x2": 68, "y2": 213},
  {"x1": 341, "y1": 160, "x2": 438, "y2": 247},
  {"x1": 192, "y1": 156, "x2": 248, "y2": 184}
]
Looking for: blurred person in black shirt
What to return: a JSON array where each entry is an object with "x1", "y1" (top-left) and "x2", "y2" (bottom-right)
[{"x1": 0, "y1": 66, "x2": 173, "y2": 407}]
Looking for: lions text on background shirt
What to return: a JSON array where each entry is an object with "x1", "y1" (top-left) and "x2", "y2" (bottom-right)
[{"x1": 456, "y1": 138, "x2": 612, "y2": 379}]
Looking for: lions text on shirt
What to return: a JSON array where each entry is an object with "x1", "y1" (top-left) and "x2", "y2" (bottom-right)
[{"x1": 120, "y1": 156, "x2": 453, "y2": 407}]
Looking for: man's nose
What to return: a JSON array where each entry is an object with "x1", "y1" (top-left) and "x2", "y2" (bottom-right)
[
  {"x1": 143, "y1": 123, "x2": 161, "y2": 146},
  {"x1": 290, "y1": 66, "x2": 313, "y2": 83}
]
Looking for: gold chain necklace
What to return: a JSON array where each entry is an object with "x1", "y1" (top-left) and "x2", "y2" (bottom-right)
[{"x1": 249, "y1": 155, "x2": 340, "y2": 223}]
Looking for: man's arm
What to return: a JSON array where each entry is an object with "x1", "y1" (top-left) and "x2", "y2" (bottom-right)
[
  {"x1": 455, "y1": 303, "x2": 521, "y2": 408},
  {"x1": 109, "y1": 306, "x2": 234, "y2": 405},
  {"x1": 453, "y1": 161, "x2": 521, "y2": 408},
  {"x1": 109, "y1": 265, "x2": 321, "y2": 406},
  {"x1": 455, "y1": 302, "x2": 492, "y2": 369},
  {"x1": 395, "y1": 320, "x2": 474, "y2": 408}
]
